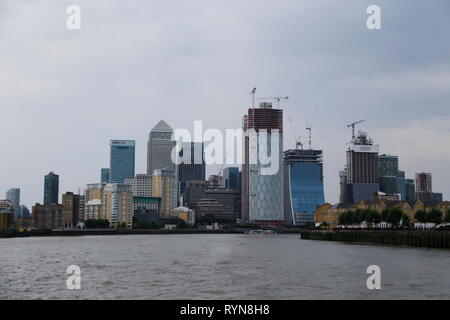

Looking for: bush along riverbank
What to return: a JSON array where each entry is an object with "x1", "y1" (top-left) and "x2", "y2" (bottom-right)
[{"x1": 300, "y1": 230, "x2": 450, "y2": 249}]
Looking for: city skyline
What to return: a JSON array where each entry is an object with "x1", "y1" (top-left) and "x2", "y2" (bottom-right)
[{"x1": 1, "y1": 1, "x2": 450, "y2": 208}]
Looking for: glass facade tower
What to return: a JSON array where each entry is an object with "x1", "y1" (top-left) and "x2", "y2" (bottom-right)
[
  {"x1": 44, "y1": 172, "x2": 59, "y2": 205},
  {"x1": 110, "y1": 140, "x2": 135, "y2": 184},
  {"x1": 284, "y1": 149, "x2": 325, "y2": 226}
]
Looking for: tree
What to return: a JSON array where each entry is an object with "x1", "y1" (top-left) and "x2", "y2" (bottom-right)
[
  {"x1": 366, "y1": 210, "x2": 381, "y2": 227},
  {"x1": 445, "y1": 209, "x2": 450, "y2": 223},
  {"x1": 415, "y1": 210, "x2": 427, "y2": 224},
  {"x1": 353, "y1": 209, "x2": 364, "y2": 225},
  {"x1": 381, "y1": 208, "x2": 390, "y2": 223},
  {"x1": 426, "y1": 208, "x2": 443, "y2": 225},
  {"x1": 338, "y1": 211, "x2": 353, "y2": 226},
  {"x1": 401, "y1": 213, "x2": 410, "y2": 228},
  {"x1": 85, "y1": 219, "x2": 110, "y2": 229},
  {"x1": 338, "y1": 212, "x2": 347, "y2": 226},
  {"x1": 387, "y1": 208, "x2": 403, "y2": 227}
]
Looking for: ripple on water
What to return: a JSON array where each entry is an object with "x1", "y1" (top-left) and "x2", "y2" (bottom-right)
[{"x1": 0, "y1": 234, "x2": 449, "y2": 300}]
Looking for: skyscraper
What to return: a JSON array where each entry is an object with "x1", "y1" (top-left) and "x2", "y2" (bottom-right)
[
  {"x1": 415, "y1": 172, "x2": 433, "y2": 201},
  {"x1": 242, "y1": 102, "x2": 284, "y2": 227},
  {"x1": 283, "y1": 148, "x2": 325, "y2": 227},
  {"x1": 110, "y1": 140, "x2": 135, "y2": 184},
  {"x1": 44, "y1": 172, "x2": 59, "y2": 205},
  {"x1": 5, "y1": 188, "x2": 20, "y2": 218},
  {"x1": 223, "y1": 167, "x2": 240, "y2": 191},
  {"x1": 175, "y1": 142, "x2": 205, "y2": 201},
  {"x1": 404, "y1": 179, "x2": 416, "y2": 202},
  {"x1": 378, "y1": 154, "x2": 401, "y2": 195},
  {"x1": 101, "y1": 168, "x2": 110, "y2": 183},
  {"x1": 344, "y1": 131, "x2": 379, "y2": 203},
  {"x1": 147, "y1": 120, "x2": 175, "y2": 175}
]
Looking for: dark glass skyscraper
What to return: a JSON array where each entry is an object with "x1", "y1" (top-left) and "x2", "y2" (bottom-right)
[
  {"x1": 223, "y1": 167, "x2": 240, "y2": 191},
  {"x1": 284, "y1": 149, "x2": 325, "y2": 226},
  {"x1": 378, "y1": 154, "x2": 401, "y2": 195},
  {"x1": 101, "y1": 168, "x2": 110, "y2": 183},
  {"x1": 44, "y1": 171, "x2": 59, "y2": 205},
  {"x1": 175, "y1": 142, "x2": 205, "y2": 203},
  {"x1": 110, "y1": 140, "x2": 135, "y2": 184}
]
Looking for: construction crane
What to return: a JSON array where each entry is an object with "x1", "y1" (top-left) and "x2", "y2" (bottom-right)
[
  {"x1": 256, "y1": 96, "x2": 289, "y2": 108},
  {"x1": 249, "y1": 87, "x2": 256, "y2": 108},
  {"x1": 305, "y1": 107, "x2": 319, "y2": 150},
  {"x1": 288, "y1": 116, "x2": 303, "y2": 149},
  {"x1": 305, "y1": 127, "x2": 312, "y2": 150},
  {"x1": 347, "y1": 120, "x2": 365, "y2": 139}
]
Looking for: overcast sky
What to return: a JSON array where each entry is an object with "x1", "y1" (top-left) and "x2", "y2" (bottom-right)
[{"x1": 1, "y1": 0, "x2": 450, "y2": 208}]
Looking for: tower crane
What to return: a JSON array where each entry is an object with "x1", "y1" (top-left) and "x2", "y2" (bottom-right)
[
  {"x1": 249, "y1": 87, "x2": 256, "y2": 108},
  {"x1": 305, "y1": 106, "x2": 318, "y2": 150},
  {"x1": 347, "y1": 120, "x2": 365, "y2": 139},
  {"x1": 288, "y1": 116, "x2": 303, "y2": 150}
]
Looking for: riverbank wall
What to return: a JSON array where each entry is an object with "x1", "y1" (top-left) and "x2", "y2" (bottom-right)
[
  {"x1": 300, "y1": 230, "x2": 450, "y2": 249},
  {"x1": 0, "y1": 228, "x2": 303, "y2": 238}
]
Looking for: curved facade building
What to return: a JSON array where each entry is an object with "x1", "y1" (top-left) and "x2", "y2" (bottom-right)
[
  {"x1": 284, "y1": 149, "x2": 325, "y2": 226},
  {"x1": 242, "y1": 102, "x2": 284, "y2": 227}
]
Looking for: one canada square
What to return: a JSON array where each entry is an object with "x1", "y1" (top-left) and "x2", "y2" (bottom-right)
[
  {"x1": 242, "y1": 102, "x2": 284, "y2": 227},
  {"x1": 147, "y1": 120, "x2": 175, "y2": 175}
]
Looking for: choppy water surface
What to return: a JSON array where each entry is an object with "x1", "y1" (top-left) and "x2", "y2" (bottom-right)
[{"x1": 1, "y1": 234, "x2": 449, "y2": 299}]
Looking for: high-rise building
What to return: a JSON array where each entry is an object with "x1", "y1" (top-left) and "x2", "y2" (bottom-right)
[
  {"x1": 242, "y1": 102, "x2": 284, "y2": 227},
  {"x1": 223, "y1": 167, "x2": 241, "y2": 191},
  {"x1": 147, "y1": 120, "x2": 175, "y2": 175},
  {"x1": 344, "y1": 131, "x2": 379, "y2": 203},
  {"x1": 125, "y1": 174, "x2": 152, "y2": 197},
  {"x1": 404, "y1": 179, "x2": 416, "y2": 201},
  {"x1": 20, "y1": 205, "x2": 30, "y2": 218},
  {"x1": 5, "y1": 188, "x2": 20, "y2": 218},
  {"x1": 103, "y1": 183, "x2": 134, "y2": 229},
  {"x1": 101, "y1": 168, "x2": 110, "y2": 183},
  {"x1": 378, "y1": 155, "x2": 401, "y2": 196},
  {"x1": 415, "y1": 172, "x2": 432, "y2": 193},
  {"x1": 283, "y1": 148, "x2": 325, "y2": 227},
  {"x1": 397, "y1": 170, "x2": 406, "y2": 201},
  {"x1": 110, "y1": 140, "x2": 135, "y2": 184},
  {"x1": 62, "y1": 192, "x2": 80, "y2": 229},
  {"x1": 175, "y1": 142, "x2": 205, "y2": 201},
  {"x1": 339, "y1": 169, "x2": 348, "y2": 203},
  {"x1": 415, "y1": 172, "x2": 439, "y2": 202},
  {"x1": 44, "y1": 172, "x2": 59, "y2": 205},
  {"x1": 152, "y1": 169, "x2": 177, "y2": 217}
]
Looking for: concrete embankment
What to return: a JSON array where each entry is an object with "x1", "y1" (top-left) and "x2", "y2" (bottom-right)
[
  {"x1": 300, "y1": 230, "x2": 450, "y2": 249},
  {"x1": 0, "y1": 228, "x2": 302, "y2": 239}
]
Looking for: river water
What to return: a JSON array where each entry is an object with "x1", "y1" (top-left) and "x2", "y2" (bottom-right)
[{"x1": 0, "y1": 234, "x2": 449, "y2": 299}]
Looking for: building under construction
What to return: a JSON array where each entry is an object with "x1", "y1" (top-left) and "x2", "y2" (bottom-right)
[
  {"x1": 344, "y1": 130, "x2": 380, "y2": 203},
  {"x1": 241, "y1": 102, "x2": 284, "y2": 227}
]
